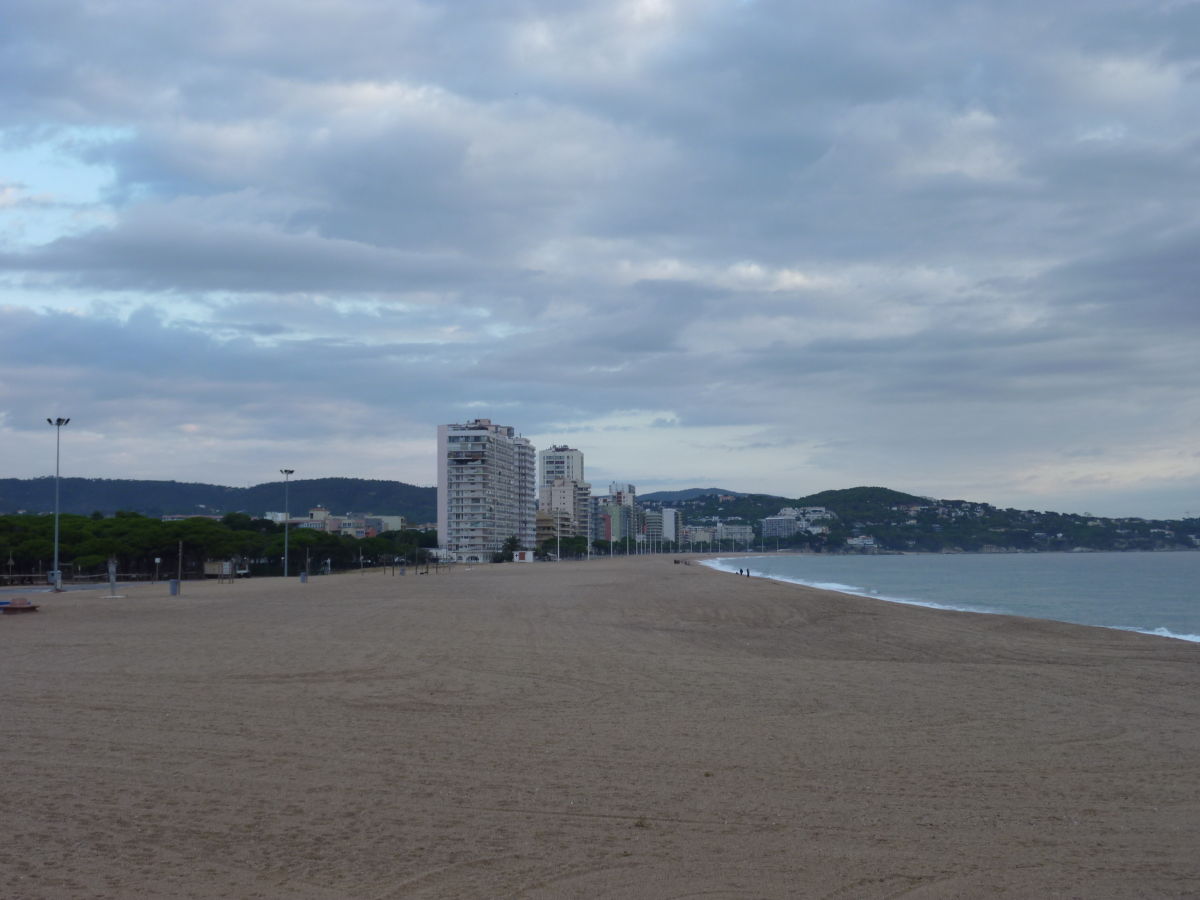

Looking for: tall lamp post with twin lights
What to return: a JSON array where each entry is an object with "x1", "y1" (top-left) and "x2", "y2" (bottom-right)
[
  {"x1": 47, "y1": 417, "x2": 70, "y2": 591},
  {"x1": 280, "y1": 468, "x2": 294, "y2": 577}
]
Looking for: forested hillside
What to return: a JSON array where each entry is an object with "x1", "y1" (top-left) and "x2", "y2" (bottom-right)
[
  {"x1": 641, "y1": 486, "x2": 929, "y2": 523},
  {"x1": 0, "y1": 477, "x2": 437, "y2": 523}
]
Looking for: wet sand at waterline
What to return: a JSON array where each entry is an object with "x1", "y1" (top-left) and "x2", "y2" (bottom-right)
[{"x1": 3, "y1": 557, "x2": 1199, "y2": 898}]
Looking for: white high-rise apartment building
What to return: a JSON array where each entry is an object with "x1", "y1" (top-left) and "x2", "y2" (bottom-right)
[
  {"x1": 539, "y1": 445, "x2": 585, "y2": 487},
  {"x1": 661, "y1": 508, "x2": 680, "y2": 543},
  {"x1": 437, "y1": 419, "x2": 536, "y2": 562}
]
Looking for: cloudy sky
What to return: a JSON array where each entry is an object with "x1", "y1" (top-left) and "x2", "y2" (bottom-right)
[{"x1": 2, "y1": 0, "x2": 1199, "y2": 518}]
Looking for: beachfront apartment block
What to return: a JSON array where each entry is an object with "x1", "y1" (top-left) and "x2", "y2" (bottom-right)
[
  {"x1": 661, "y1": 508, "x2": 680, "y2": 543},
  {"x1": 536, "y1": 507, "x2": 574, "y2": 547},
  {"x1": 762, "y1": 506, "x2": 835, "y2": 538},
  {"x1": 537, "y1": 445, "x2": 591, "y2": 541},
  {"x1": 539, "y1": 445, "x2": 585, "y2": 487},
  {"x1": 539, "y1": 477, "x2": 592, "y2": 539},
  {"x1": 716, "y1": 522, "x2": 755, "y2": 544},
  {"x1": 762, "y1": 514, "x2": 801, "y2": 538},
  {"x1": 643, "y1": 509, "x2": 663, "y2": 542},
  {"x1": 437, "y1": 418, "x2": 537, "y2": 562}
]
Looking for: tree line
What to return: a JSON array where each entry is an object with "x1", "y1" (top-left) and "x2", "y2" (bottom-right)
[{"x1": 0, "y1": 511, "x2": 437, "y2": 580}]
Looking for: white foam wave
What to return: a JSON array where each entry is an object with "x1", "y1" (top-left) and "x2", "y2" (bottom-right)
[
  {"x1": 704, "y1": 559, "x2": 995, "y2": 615},
  {"x1": 1115, "y1": 626, "x2": 1200, "y2": 644},
  {"x1": 809, "y1": 580, "x2": 869, "y2": 594}
]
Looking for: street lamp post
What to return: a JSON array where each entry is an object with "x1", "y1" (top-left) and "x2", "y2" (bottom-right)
[
  {"x1": 280, "y1": 468, "x2": 294, "y2": 577},
  {"x1": 47, "y1": 417, "x2": 70, "y2": 591}
]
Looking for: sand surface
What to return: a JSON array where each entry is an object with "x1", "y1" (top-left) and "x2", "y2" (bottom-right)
[{"x1": 3, "y1": 556, "x2": 1199, "y2": 898}]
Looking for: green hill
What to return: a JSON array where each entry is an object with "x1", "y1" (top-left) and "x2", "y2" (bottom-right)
[
  {"x1": 638, "y1": 487, "x2": 747, "y2": 503},
  {"x1": 652, "y1": 486, "x2": 927, "y2": 524},
  {"x1": 793, "y1": 486, "x2": 931, "y2": 520}
]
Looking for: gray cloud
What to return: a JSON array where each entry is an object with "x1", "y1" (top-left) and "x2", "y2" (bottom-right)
[{"x1": 1, "y1": 0, "x2": 1198, "y2": 516}]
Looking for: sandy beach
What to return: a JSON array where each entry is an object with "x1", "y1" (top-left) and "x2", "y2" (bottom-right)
[{"x1": 3, "y1": 556, "x2": 1198, "y2": 898}]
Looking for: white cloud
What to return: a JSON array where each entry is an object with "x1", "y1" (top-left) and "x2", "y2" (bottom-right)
[
  {"x1": 896, "y1": 108, "x2": 1024, "y2": 183},
  {"x1": 1052, "y1": 53, "x2": 1186, "y2": 111}
]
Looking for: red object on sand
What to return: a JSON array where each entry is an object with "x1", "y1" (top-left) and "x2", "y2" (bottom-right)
[{"x1": 2, "y1": 597, "x2": 38, "y2": 614}]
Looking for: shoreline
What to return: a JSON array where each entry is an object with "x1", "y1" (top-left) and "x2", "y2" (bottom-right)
[
  {"x1": 703, "y1": 551, "x2": 1200, "y2": 645},
  {"x1": 4, "y1": 558, "x2": 1199, "y2": 897},
  {"x1": 10, "y1": 547, "x2": 1200, "y2": 643}
]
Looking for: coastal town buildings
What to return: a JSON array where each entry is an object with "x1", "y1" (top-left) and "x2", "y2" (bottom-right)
[
  {"x1": 258, "y1": 505, "x2": 406, "y2": 539},
  {"x1": 437, "y1": 418, "x2": 536, "y2": 562},
  {"x1": 537, "y1": 445, "x2": 591, "y2": 542},
  {"x1": 715, "y1": 522, "x2": 755, "y2": 545},
  {"x1": 608, "y1": 483, "x2": 636, "y2": 506},
  {"x1": 592, "y1": 499, "x2": 628, "y2": 542},
  {"x1": 681, "y1": 525, "x2": 716, "y2": 545},
  {"x1": 591, "y1": 483, "x2": 640, "y2": 543},
  {"x1": 761, "y1": 506, "x2": 833, "y2": 538}
]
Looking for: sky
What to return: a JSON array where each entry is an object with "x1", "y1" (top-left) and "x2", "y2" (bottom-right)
[{"x1": 2, "y1": 0, "x2": 1199, "y2": 519}]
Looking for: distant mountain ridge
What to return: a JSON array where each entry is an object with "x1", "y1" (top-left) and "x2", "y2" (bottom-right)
[
  {"x1": 639, "y1": 486, "x2": 930, "y2": 524},
  {"x1": 0, "y1": 477, "x2": 438, "y2": 523},
  {"x1": 4, "y1": 479, "x2": 1194, "y2": 551},
  {"x1": 639, "y1": 485, "x2": 1198, "y2": 552}
]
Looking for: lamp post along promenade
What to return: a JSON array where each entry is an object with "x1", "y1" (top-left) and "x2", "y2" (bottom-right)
[
  {"x1": 280, "y1": 468, "x2": 294, "y2": 577},
  {"x1": 47, "y1": 417, "x2": 70, "y2": 591}
]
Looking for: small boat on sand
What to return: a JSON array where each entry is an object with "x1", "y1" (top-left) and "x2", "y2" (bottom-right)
[{"x1": 1, "y1": 597, "x2": 39, "y2": 614}]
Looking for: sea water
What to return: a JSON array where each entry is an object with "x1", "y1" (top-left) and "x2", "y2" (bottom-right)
[{"x1": 706, "y1": 551, "x2": 1200, "y2": 643}]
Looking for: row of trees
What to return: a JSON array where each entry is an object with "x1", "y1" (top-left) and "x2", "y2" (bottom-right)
[{"x1": 0, "y1": 512, "x2": 437, "y2": 580}]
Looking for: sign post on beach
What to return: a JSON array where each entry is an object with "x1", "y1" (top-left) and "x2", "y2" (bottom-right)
[{"x1": 105, "y1": 557, "x2": 125, "y2": 598}]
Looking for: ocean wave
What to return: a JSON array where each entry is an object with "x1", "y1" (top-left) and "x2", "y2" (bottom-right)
[{"x1": 1115, "y1": 626, "x2": 1200, "y2": 644}]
